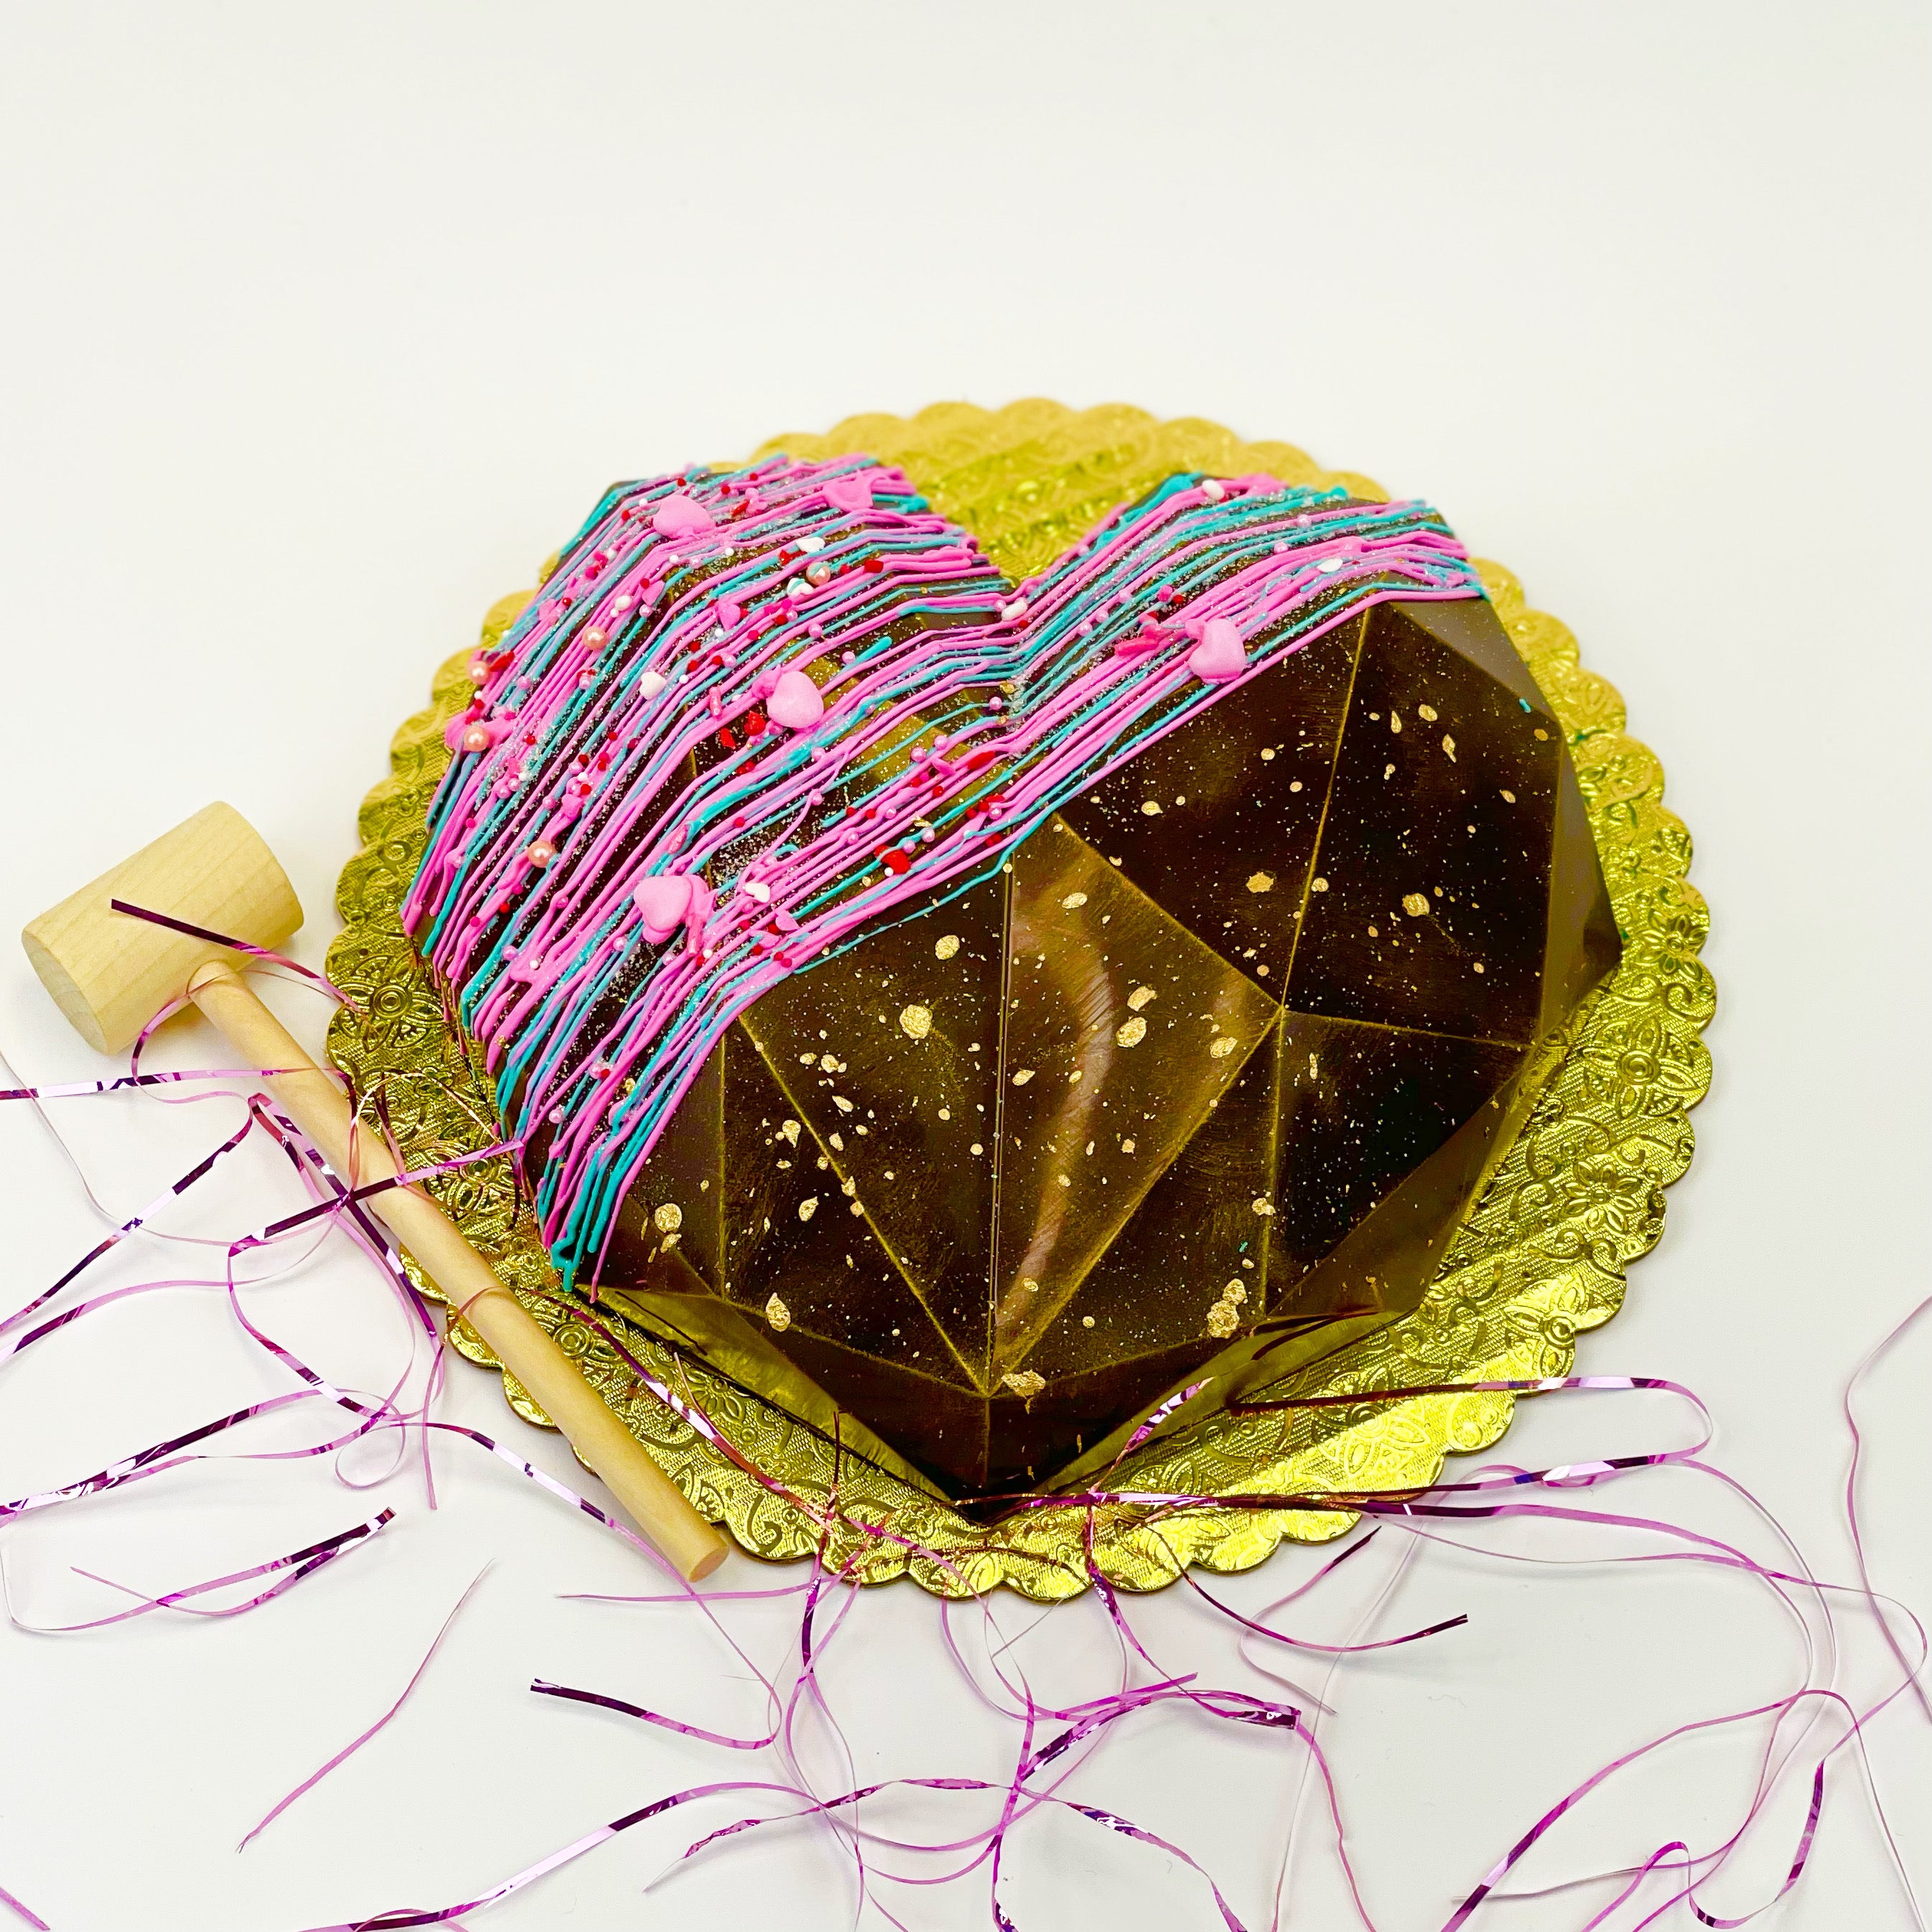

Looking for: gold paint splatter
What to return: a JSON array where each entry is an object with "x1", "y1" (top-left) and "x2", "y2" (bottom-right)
[
  {"x1": 1402, "y1": 893, "x2": 1430, "y2": 917},
  {"x1": 1060, "y1": 890, "x2": 1088, "y2": 910},
  {"x1": 798, "y1": 1198, "x2": 818, "y2": 1222},
  {"x1": 1419, "y1": 704, "x2": 1438, "y2": 722},
  {"x1": 1003, "y1": 1369, "x2": 1046, "y2": 1399},
  {"x1": 653, "y1": 1202, "x2": 683, "y2": 1233},
  {"x1": 1289, "y1": 779, "x2": 1303, "y2": 793},
  {"x1": 1127, "y1": 984, "x2": 1156, "y2": 1011},
  {"x1": 1534, "y1": 728, "x2": 1549, "y2": 741},
  {"x1": 1246, "y1": 871, "x2": 1276, "y2": 894},
  {"x1": 1260, "y1": 747, "x2": 1276, "y2": 760},
  {"x1": 1209, "y1": 1035, "x2": 1237, "y2": 1059},
  {"x1": 1082, "y1": 1315, "x2": 1095, "y2": 1327},
  {"x1": 765, "y1": 1294, "x2": 791, "y2": 1332},
  {"x1": 1011, "y1": 1068, "x2": 1035, "y2": 1086},
  {"x1": 935, "y1": 933, "x2": 961, "y2": 960},
  {"x1": 1116, "y1": 1015, "x2": 1149, "y2": 1047},
  {"x1": 971, "y1": 1141, "x2": 984, "y2": 1154},
  {"x1": 1473, "y1": 961, "x2": 1486, "y2": 974},
  {"x1": 1442, "y1": 734, "x2": 1457, "y2": 760},
  {"x1": 1140, "y1": 799, "x2": 1162, "y2": 816},
  {"x1": 938, "y1": 1106, "x2": 951, "y2": 1120},
  {"x1": 1310, "y1": 876, "x2": 1329, "y2": 893},
  {"x1": 899, "y1": 1004, "x2": 933, "y2": 1040}
]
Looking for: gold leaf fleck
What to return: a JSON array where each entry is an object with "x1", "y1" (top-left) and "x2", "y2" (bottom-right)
[
  {"x1": 899, "y1": 1004, "x2": 933, "y2": 1040},
  {"x1": 935, "y1": 933, "x2": 961, "y2": 959},
  {"x1": 765, "y1": 1294, "x2": 791, "y2": 1332},
  {"x1": 1209, "y1": 1035, "x2": 1237, "y2": 1059},
  {"x1": 1002, "y1": 1369, "x2": 1046, "y2": 1400},
  {"x1": 798, "y1": 1198, "x2": 818, "y2": 1222},
  {"x1": 1442, "y1": 734, "x2": 1456, "y2": 760},
  {"x1": 1252, "y1": 1196, "x2": 1276, "y2": 1216},
  {"x1": 1419, "y1": 704, "x2": 1438, "y2": 722},
  {"x1": 780, "y1": 1119, "x2": 801, "y2": 1145},
  {"x1": 1127, "y1": 984, "x2": 1157, "y2": 1011},
  {"x1": 1060, "y1": 890, "x2": 1088, "y2": 910},
  {"x1": 1116, "y1": 1016, "x2": 1148, "y2": 1047},
  {"x1": 1140, "y1": 799, "x2": 1162, "y2": 816},
  {"x1": 1222, "y1": 1279, "x2": 1247, "y2": 1305},
  {"x1": 1011, "y1": 1068, "x2": 1035, "y2": 1086},
  {"x1": 1205, "y1": 1299, "x2": 1240, "y2": 1339},
  {"x1": 1310, "y1": 876, "x2": 1329, "y2": 893},
  {"x1": 1402, "y1": 893, "x2": 1430, "y2": 917},
  {"x1": 1246, "y1": 871, "x2": 1276, "y2": 894},
  {"x1": 653, "y1": 1202, "x2": 683, "y2": 1233}
]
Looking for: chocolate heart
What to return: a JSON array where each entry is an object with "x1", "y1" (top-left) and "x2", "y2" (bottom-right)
[{"x1": 407, "y1": 457, "x2": 1617, "y2": 1498}]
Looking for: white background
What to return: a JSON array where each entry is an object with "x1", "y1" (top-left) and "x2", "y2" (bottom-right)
[{"x1": 1, "y1": 5, "x2": 1928, "y2": 1928}]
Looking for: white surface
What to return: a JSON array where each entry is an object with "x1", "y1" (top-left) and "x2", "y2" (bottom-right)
[{"x1": 1, "y1": 5, "x2": 1928, "y2": 1928}]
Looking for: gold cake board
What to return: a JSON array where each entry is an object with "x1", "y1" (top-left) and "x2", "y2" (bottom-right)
[{"x1": 325, "y1": 401, "x2": 1712, "y2": 1599}]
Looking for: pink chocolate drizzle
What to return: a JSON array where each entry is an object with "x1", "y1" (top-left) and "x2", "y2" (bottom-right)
[{"x1": 403, "y1": 457, "x2": 1482, "y2": 1284}]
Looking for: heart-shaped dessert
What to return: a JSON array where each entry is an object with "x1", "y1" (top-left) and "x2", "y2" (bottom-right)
[{"x1": 405, "y1": 456, "x2": 1617, "y2": 1497}]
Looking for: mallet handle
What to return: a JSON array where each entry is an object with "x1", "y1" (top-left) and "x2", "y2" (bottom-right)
[{"x1": 187, "y1": 960, "x2": 727, "y2": 1582}]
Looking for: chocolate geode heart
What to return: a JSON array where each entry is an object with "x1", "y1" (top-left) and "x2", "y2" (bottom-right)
[{"x1": 406, "y1": 457, "x2": 1616, "y2": 1498}]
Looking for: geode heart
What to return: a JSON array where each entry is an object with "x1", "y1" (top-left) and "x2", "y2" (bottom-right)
[{"x1": 405, "y1": 456, "x2": 1617, "y2": 1498}]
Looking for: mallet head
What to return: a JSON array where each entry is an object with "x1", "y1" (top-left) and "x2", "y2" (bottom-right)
[{"x1": 22, "y1": 802, "x2": 302, "y2": 1055}]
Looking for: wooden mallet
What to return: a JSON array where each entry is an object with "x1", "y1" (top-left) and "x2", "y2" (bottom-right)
[{"x1": 22, "y1": 801, "x2": 729, "y2": 1582}]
